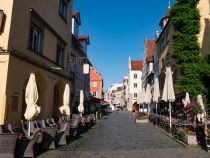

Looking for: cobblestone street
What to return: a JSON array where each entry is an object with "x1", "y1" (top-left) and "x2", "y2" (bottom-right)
[{"x1": 39, "y1": 112, "x2": 210, "y2": 158}]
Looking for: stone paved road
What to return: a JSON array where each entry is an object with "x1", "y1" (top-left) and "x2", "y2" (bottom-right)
[{"x1": 38, "y1": 111, "x2": 210, "y2": 158}]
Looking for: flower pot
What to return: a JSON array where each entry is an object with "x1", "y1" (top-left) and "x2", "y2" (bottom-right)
[
  {"x1": 184, "y1": 134, "x2": 197, "y2": 145},
  {"x1": 136, "y1": 119, "x2": 149, "y2": 123}
]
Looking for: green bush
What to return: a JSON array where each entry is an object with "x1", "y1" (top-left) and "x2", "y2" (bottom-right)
[
  {"x1": 177, "y1": 128, "x2": 188, "y2": 141},
  {"x1": 170, "y1": 0, "x2": 210, "y2": 101}
]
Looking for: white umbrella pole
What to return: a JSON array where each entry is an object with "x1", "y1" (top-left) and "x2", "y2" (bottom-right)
[
  {"x1": 156, "y1": 103, "x2": 158, "y2": 125},
  {"x1": 148, "y1": 104, "x2": 149, "y2": 116},
  {"x1": 28, "y1": 121, "x2": 30, "y2": 137},
  {"x1": 169, "y1": 102, "x2": 172, "y2": 130}
]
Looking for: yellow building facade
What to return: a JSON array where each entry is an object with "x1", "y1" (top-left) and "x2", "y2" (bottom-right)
[
  {"x1": 198, "y1": 0, "x2": 210, "y2": 57},
  {"x1": 0, "y1": 0, "x2": 73, "y2": 125}
]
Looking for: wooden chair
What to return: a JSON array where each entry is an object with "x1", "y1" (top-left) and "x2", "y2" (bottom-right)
[
  {"x1": 0, "y1": 124, "x2": 18, "y2": 158},
  {"x1": 15, "y1": 121, "x2": 42, "y2": 158},
  {"x1": 51, "y1": 118, "x2": 70, "y2": 146},
  {"x1": 70, "y1": 117, "x2": 80, "y2": 137},
  {"x1": 37, "y1": 120, "x2": 57, "y2": 150}
]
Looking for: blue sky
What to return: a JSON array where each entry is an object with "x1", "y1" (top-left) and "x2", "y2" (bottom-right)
[{"x1": 74, "y1": 0, "x2": 175, "y2": 90}]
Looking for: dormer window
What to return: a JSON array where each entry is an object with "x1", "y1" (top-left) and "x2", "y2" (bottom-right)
[{"x1": 59, "y1": 0, "x2": 67, "y2": 21}]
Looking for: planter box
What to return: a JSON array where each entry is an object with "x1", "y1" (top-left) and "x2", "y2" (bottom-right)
[
  {"x1": 184, "y1": 134, "x2": 198, "y2": 145},
  {"x1": 136, "y1": 119, "x2": 149, "y2": 123}
]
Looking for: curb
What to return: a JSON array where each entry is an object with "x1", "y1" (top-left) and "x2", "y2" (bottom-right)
[{"x1": 148, "y1": 122, "x2": 188, "y2": 147}]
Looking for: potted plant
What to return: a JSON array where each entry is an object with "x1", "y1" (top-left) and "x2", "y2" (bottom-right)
[
  {"x1": 136, "y1": 112, "x2": 149, "y2": 123},
  {"x1": 185, "y1": 129, "x2": 197, "y2": 145},
  {"x1": 183, "y1": 101, "x2": 204, "y2": 125},
  {"x1": 176, "y1": 127, "x2": 197, "y2": 145}
]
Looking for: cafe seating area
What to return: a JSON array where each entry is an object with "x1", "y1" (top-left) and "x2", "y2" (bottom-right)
[{"x1": 0, "y1": 112, "x2": 102, "y2": 158}]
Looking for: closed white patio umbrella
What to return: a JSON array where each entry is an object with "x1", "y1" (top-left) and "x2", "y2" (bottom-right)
[
  {"x1": 137, "y1": 90, "x2": 141, "y2": 105},
  {"x1": 153, "y1": 77, "x2": 160, "y2": 116},
  {"x1": 24, "y1": 73, "x2": 41, "y2": 137},
  {"x1": 182, "y1": 92, "x2": 190, "y2": 108},
  {"x1": 78, "y1": 90, "x2": 84, "y2": 116},
  {"x1": 145, "y1": 83, "x2": 152, "y2": 115},
  {"x1": 162, "y1": 66, "x2": 175, "y2": 130},
  {"x1": 59, "y1": 83, "x2": 70, "y2": 116},
  {"x1": 197, "y1": 95, "x2": 206, "y2": 123},
  {"x1": 139, "y1": 87, "x2": 146, "y2": 112}
]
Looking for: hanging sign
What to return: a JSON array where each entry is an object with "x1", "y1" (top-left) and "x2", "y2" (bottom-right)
[{"x1": 83, "y1": 63, "x2": 90, "y2": 74}]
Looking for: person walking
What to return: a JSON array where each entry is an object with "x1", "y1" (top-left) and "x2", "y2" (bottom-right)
[{"x1": 132, "y1": 102, "x2": 138, "y2": 123}]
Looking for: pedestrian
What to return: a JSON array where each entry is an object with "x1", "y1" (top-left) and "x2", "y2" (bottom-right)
[{"x1": 132, "y1": 102, "x2": 138, "y2": 123}]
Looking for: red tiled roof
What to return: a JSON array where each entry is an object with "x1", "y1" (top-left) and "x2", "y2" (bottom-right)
[
  {"x1": 146, "y1": 40, "x2": 155, "y2": 62},
  {"x1": 78, "y1": 36, "x2": 90, "y2": 44},
  {"x1": 131, "y1": 61, "x2": 143, "y2": 71},
  {"x1": 165, "y1": 8, "x2": 171, "y2": 17},
  {"x1": 72, "y1": 12, "x2": 79, "y2": 17},
  {"x1": 146, "y1": 55, "x2": 154, "y2": 62},
  {"x1": 72, "y1": 11, "x2": 81, "y2": 25}
]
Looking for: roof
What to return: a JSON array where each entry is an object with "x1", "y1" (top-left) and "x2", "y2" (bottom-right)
[
  {"x1": 78, "y1": 36, "x2": 90, "y2": 45},
  {"x1": 146, "y1": 40, "x2": 155, "y2": 62},
  {"x1": 165, "y1": 8, "x2": 171, "y2": 17},
  {"x1": 72, "y1": 11, "x2": 81, "y2": 25},
  {"x1": 131, "y1": 61, "x2": 143, "y2": 71},
  {"x1": 159, "y1": 8, "x2": 171, "y2": 27}
]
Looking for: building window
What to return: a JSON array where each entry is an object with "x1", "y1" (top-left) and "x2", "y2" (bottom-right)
[
  {"x1": 56, "y1": 43, "x2": 65, "y2": 67},
  {"x1": 134, "y1": 93, "x2": 137, "y2": 98},
  {"x1": 59, "y1": 0, "x2": 67, "y2": 20},
  {"x1": 134, "y1": 74, "x2": 137, "y2": 79},
  {"x1": 91, "y1": 81, "x2": 97, "y2": 87},
  {"x1": 0, "y1": 10, "x2": 6, "y2": 33},
  {"x1": 93, "y1": 92, "x2": 97, "y2": 97},
  {"x1": 28, "y1": 24, "x2": 43, "y2": 53},
  {"x1": 134, "y1": 83, "x2": 138, "y2": 88}
]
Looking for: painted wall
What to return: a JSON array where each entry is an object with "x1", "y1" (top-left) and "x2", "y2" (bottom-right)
[
  {"x1": 90, "y1": 67, "x2": 103, "y2": 99},
  {"x1": 3, "y1": 0, "x2": 72, "y2": 74},
  {"x1": 198, "y1": 0, "x2": 210, "y2": 57},
  {"x1": 0, "y1": 55, "x2": 9, "y2": 124},
  {"x1": 0, "y1": 0, "x2": 73, "y2": 125},
  {"x1": 0, "y1": 0, "x2": 14, "y2": 49}
]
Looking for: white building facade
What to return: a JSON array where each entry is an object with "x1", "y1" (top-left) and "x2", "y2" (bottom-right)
[
  {"x1": 105, "y1": 83, "x2": 125, "y2": 107},
  {"x1": 127, "y1": 57, "x2": 143, "y2": 111}
]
